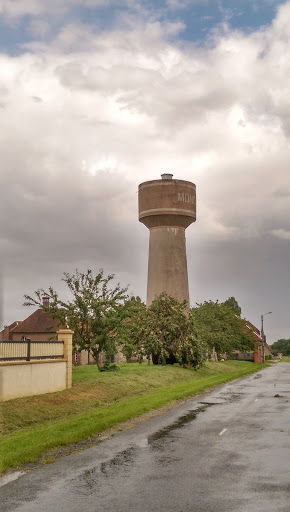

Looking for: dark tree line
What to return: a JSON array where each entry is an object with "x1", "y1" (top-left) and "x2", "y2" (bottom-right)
[{"x1": 271, "y1": 338, "x2": 290, "y2": 356}]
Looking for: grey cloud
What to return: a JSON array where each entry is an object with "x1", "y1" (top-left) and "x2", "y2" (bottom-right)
[
  {"x1": 55, "y1": 61, "x2": 162, "y2": 93},
  {"x1": 116, "y1": 78, "x2": 237, "y2": 129},
  {"x1": 274, "y1": 188, "x2": 290, "y2": 197},
  {"x1": 271, "y1": 229, "x2": 290, "y2": 240},
  {"x1": 187, "y1": 234, "x2": 290, "y2": 343},
  {"x1": 1, "y1": 167, "x2": 145, "y2": 324},
  {"x1": 0, "y1": 85, "x2": 9, "y2": 95},
  {"x1": 32, "y1": 96, "x2": 43, "y2": 102}
]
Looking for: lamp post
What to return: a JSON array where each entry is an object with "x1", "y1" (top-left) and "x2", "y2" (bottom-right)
[{"x1": 261, "y1": 311, "x2": 272, "y2": 362}]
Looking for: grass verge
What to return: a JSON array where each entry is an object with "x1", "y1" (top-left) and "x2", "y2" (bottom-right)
[
  {"x1": 281, "y1": 356, "x2": 290, "y2": 362},
  {"x1": 0, "y1": 361, "x2": 265, "y2": 473}
]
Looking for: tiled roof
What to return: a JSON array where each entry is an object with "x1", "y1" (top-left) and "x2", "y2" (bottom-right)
[
  {"x1": 8, "y1": 321, "x2": 20, "y2": 330},
  {"x1": 0, "y1": 321, "x2": 20, "y2": 338},
  {"x1": 11, "y1": 309, "x2": 62, "y2": 334},
  {"x1": 245, "y1": 320, "x2": 260, "y2": 335},
  {"x1": 245, "y1": 323, "x2": 262, "y2": 342}
]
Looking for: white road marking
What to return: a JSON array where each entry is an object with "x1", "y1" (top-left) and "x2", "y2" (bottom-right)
[{"x1": 218, "y1": 428, "x2": 228, "y2": 436}]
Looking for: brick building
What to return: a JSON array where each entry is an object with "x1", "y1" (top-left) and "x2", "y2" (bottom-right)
[{"x1": 0, "y1": 299, "x2": 62, "y2": 342}]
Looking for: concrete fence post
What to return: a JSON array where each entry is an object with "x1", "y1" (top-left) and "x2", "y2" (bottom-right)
[{"x1": 57, "y1": 329, "x2": 74, "y2": 389}]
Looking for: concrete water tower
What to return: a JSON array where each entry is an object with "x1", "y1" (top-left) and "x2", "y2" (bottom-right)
[{"x1": 138, "y1": 174, "x2": 196, "y2": 306}]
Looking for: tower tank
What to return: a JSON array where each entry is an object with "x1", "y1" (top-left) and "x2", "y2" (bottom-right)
[{"x1": 138, "y1": 173, "x2": 196, "y2": 306}]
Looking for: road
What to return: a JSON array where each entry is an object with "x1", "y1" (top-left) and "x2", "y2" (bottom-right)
[{"x1": 1, "y1": 363, "x2": 290, "y2": 512}]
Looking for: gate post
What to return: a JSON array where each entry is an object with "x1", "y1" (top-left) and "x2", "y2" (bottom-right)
[
  {"x1": 57, "y1": 329, "x2": 74, "y2": 389},
  {"x1": 254, "y1": 345, "x2": 260, "y2": 364},
  {"x1": 26, "y1": 339, "x2": 31, "y2": 361}
]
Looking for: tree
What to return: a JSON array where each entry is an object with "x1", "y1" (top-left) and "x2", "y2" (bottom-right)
[
  {"x1": 271, "y1": 338, "x2": 290, "y2": 356},
  {"x1": 223, "y1": 296, "x2": 242, "y2": 316},
  {"x1": 190, "y1": 300, "x2": 254, "y2": 359},
  {"x1": 24, "y1": 269, "x2": 128, "y2": 369},
  {"x1": 118, "y1": 296, "x2": 147, "y2": 362},
  {"x1": 135, "y1": 293, "x2": 206, "y2": 368},
  {"x1": 145, "y1": 293, "x2": 189, "y2": 364}
]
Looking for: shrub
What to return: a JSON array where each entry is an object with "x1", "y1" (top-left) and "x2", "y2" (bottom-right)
[{"x1": 100, "y1": 362, "x2": 120, "y2": 372}]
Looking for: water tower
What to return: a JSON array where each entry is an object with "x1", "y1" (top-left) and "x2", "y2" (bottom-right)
[{"x1": 138, "y1": 174, "x2": 196, "y2": 306}]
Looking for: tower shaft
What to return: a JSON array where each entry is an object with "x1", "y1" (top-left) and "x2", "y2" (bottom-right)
[{"x1": 147, "y1": 227, "x2": 189, "y2": 306}]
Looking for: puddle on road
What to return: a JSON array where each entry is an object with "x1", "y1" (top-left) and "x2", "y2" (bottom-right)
[
  {"x1": 100, "y1": 447, "x2": 136, "y2": 476},
  {"x1": 217, "y1": 392, "x2": 245, "y2": 403},
  {"x1": 254, "y1": 481, "x2": 290, "y2": 494},
  {"x1": 76, "y1": 447, "x2": 137, "y2": 495},
  {"x1": 148, "y1": 402, "x2": 217, "y2": 444}
]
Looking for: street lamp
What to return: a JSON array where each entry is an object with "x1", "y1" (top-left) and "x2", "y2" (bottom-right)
[
  {"x1": 261, "y1": 311, "x2": 272, "y2": 342},
  {"x1": 261, "y1": 311, "x2": 272, "y2": 363}
]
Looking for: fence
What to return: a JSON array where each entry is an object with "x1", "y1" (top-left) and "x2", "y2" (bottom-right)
[
  {"x1": 0, "y1": 329, "x2": 73, "y2": 401},
  {"x1": 0, "y1": 340, "x2": 64, "y2": 362}
]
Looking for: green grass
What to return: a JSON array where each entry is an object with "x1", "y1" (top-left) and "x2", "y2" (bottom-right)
[
  {"x1": 281, "y1": 356, "x2": 290, "y2": 362},
  {"x1": 0, "y1": 361, "x2": 265, "y2": 473}
]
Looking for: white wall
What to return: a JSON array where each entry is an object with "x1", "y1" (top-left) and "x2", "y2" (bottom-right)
[{"x1": 0, "y1": 360, "x2": 66, "y2": 401}]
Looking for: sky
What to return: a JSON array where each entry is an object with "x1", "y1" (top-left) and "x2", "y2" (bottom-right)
[{"x1": 0, "y1": 0, "x2": 290, "y2": 344}]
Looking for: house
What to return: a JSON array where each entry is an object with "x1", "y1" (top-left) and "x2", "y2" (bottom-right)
[
  {"x1": 0, "y1": 298, "x2": 118, "y2": 366},
  {"x1": 0, "y1": 298, "x2": 62, "y2": 342},
  {"x1": 232, "y1": 319, "x2": 273, "y2": 363},
  {"x1": 0, "y1": 321, "x2": 20, "y2": 341}
]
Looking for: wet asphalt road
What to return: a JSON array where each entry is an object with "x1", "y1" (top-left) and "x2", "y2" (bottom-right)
[{"x1": 1, "y1": 363, "x2": 290, "y2": 512}]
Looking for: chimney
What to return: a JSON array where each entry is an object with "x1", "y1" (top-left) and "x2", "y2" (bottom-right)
[{"x1": 42, "y1": 297, "x2": 50, "y2": 308}]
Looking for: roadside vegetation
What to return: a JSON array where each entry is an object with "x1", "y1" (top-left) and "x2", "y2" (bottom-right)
[
  {"x1": 1, "y1": 360, "x2": 265, "y2": 473},
  {"x1": 271, "y1": 338, "x2": 290, "y2": 357},
  {"x1": 25, "y1": 270, "x2": 255, "y2": 368},
  {"x1": 281, "y1": 356, "x2": 290, "y2": 362}
]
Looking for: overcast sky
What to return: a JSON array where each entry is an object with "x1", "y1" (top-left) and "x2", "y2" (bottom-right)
[{"x1": 1, "y1": 0, "x2": 289, "y2": 343}]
